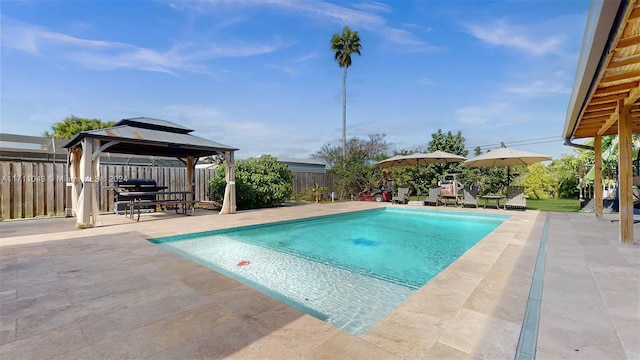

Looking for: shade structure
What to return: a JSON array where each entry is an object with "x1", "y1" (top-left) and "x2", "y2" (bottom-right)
[
  {"x1": 462, "y1": 147, "x2": 552, "y2": 187},
  {"x1": 374, "y1": 151, "x2": 466, "y2": 168},
  {"x1": 374, "y1": 151, "x2": 466, "y2": 197},
  {"x1": 373, "y1": 154, "x2": 415, "y2": 168},
  {"x1": 462, "y1": 147, "x2": 552, "y2": 168}
]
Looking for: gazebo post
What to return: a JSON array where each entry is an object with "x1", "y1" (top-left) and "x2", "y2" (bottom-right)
[{"x1": 186, "y1": 156, "x2": 196, "y2": 203}]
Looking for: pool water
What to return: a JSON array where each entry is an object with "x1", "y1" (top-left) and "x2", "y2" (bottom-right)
[{"x1": 151, "y1": 207, "x2": 508, "y2": 335}]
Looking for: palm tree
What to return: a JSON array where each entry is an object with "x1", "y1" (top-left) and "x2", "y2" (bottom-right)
[{"x1": 331, "y1": 26, "x2": 362, "y2": 158}]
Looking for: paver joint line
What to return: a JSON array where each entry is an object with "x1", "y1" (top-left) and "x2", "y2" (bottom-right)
[{"x1": 514, "y1": 212, "x2": 549, "y2": 360}]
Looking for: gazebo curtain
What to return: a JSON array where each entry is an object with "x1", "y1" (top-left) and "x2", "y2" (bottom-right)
[{"x1": 220, "y1": 150, "x2": 236, "y2": 215}]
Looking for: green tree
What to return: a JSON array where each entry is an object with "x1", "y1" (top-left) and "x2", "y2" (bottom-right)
[
  {"x1": 522, "y1": 163, "x2": 557, "y2": 199},
  {"x1": 312, "y1": 134, "x2": 390, "y2": 199},
  {"x1": 331, "y1": 26, "x2": 362, "y2": 158},
  {"x1": 389, "y1": 129, "x2": 468, "y2": 196},
  {"x1": 549, "y1": 155, "x2": 580, "y2": 199},
  {"x1": 425, "y1": 129, "x2": 468, "y2": 186},
  {"x1": 44, "y1": 115, "x2": 115, "y2": 139},
  {"x1": 208, "y1": 155, "x2": 293, "y2": 210}
]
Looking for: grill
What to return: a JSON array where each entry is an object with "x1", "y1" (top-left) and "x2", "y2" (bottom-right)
[{"x1": 113, "y1": 178, "x2": 166, "y2": 213}]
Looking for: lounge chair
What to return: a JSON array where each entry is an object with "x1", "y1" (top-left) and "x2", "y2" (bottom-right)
[
  {"x1": 424, "y1": 187, "x2": 440, "y2": 206},
  {"x1": 505, "y1": 186, "x2": 526, "y2": 210},
  {"x1": 392, "y1": 187, "x2": 410, "y2": 204},
  {"x1": 460, "y1": 184, "x2": 479, "y2": 208}
]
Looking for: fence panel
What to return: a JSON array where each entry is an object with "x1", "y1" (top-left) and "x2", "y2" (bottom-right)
[
  {"x1": 35, "y1": 163, "x2": 45, "y2": 217},
  {"x1": 1, "y1": 162, "x2": 66, "y2": 219},
  {"x1": 1, "y1": 161, "x2": 338, "y2": 219},
  {"x1": 45, "y1": 163, "x2": 55, "y2": 216},
  {"x1": 292, "y1": 172, "x2": 335, "y2": 195},
  {"x1": 12, "y1": 162, "x2": 23, "y2": 219},
  {"x1": 1, "y1": 163, "x2": 11, "y2": 219}
]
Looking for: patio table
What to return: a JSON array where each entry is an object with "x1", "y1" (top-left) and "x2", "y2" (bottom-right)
[{"x1": 480, "y1": 195, "x2": 505, "y2": 209}]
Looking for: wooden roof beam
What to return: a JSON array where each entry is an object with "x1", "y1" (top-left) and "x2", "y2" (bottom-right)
[
  {"x1": 630, "y1": 5, "x2": 640, "y2": 20},
  {"x1": 594, "y1": 81, "x2": 639, "y2": 95},
  {"x1": 597, "y1": 103, "x2": 621, "y2": 136},
  {"x1": 589, "y1": 93, "x2": 629, "y2": 104},
  {"x1": 618, "y1": 34, "x2": 640, "y2": 48},
  {"x1": 584, "y1": 109, "x2": 615, "y2": 118},
  {"x1": 626, "y1": 85, "x2": 640, "y2": 106},
  {"x1": 586, "y1": 101, "x2": 618, "y2": 111},
  {"x1": 601, "y1": 70, "x2": 640, "y2": 83},
  {"x1": 608, "y1": 54, "x2": 640, "y2": 68}
]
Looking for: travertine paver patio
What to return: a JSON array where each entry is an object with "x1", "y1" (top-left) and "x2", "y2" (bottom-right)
[{"x1": 0, "y1": 202, "x2": 638, "y2": 359}]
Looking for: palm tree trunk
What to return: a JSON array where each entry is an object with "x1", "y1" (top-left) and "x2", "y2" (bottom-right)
[{"x1": 342, "y1": 66, "x2": 347, "y2": 158}]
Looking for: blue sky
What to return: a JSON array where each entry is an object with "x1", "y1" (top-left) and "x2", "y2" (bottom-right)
[{"x1": 1, "y1": 0, "x2": 591, "y2": 160}]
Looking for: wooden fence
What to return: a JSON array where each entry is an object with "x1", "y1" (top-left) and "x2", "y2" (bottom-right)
[{"x1": 1, "y1": 161, "x2": 335, "y2": 220}]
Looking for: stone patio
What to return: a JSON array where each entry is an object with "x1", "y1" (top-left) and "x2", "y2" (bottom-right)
[{"x1": 1, "y1": 202, "x2": 638, "y2": 359}]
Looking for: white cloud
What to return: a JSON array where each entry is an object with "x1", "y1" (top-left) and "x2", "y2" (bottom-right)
[
  {"x1": 351, "y1": 2, "x2": 392, "y2": 14},
  {"x1": 161, "y1": 105, "x2": 222, "y2": 121},
  {"x1": 176, "y1": 0, "x2": 439, "y2": 53},
  {"x1": 503, "y1": 80, "x2": 571, "y2": 96},
  {"x1": 381, "y1": 28, "x2": 441, "y2": 52},
  {"x1": 464, "y1": 18, "x2": 564, "y2": 56},
  {"x1": 1, "y1": 17, "x2": 290, "y2": 74},
  {"x1": 266, "y1": 63, "x2": 295, "y2": 75},
  {"x1": 1, "y1": 18, "x2": 126, "y2": 54},
  {"x1": 455, "y1": 102, "x2": 510, "y2": 126}
]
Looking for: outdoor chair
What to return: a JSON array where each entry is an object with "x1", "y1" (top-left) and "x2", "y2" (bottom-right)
[
  {"x1": 392, "y1": 187, "x2": 410, "y2": 204},
  {"x1": 505, "y1": 185, "x2": 526, "y2": 210},
  {"x1": 424, "y1": 187, "x2": 440, "y2": 206},
  {"x1": 460, "y1": 184, "x2": 480, "y2": 208}
]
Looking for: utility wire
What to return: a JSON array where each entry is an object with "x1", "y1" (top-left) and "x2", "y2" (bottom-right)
[{"x1": 466, "y1": 137, "x2": 562, "y2": 151}]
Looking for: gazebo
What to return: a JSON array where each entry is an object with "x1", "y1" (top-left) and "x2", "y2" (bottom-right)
[
  {"x1": 563, "y1": 0, "x2": 639, "y2": 243},
  {"x1": 63, "y1": 117, "x2": 238, "y2": 229}
]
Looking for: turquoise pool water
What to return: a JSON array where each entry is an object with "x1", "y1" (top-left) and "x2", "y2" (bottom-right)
[{"x1": 151, "y1": 207, "x2": 508, "y2": 335}]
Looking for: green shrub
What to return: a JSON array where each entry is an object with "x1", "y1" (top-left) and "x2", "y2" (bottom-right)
[{"x1": 208, "y1": 155, "x2": 293, "y2": 210}]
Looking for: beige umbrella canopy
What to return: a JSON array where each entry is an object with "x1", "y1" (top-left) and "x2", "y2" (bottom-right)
[
  {"x1": 374, "y1": 151, "x2": 467, "y2": 195},
  {"x1": 374, "y1": 151, "x2": 466, "y2": 168},
  {"x1": 462, "y1": 146, "x2": 552, "y2": 186},
  {"x1": 462, "y1": 147, "x2": 551, "y2": 168},
  {"x1": 373, "y1": 154, "x2": 415, "y2": 168}
]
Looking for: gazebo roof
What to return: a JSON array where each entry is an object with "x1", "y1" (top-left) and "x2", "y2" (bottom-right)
[{"x1": 64, "y1": 117, "x2": 238, "y2": 158}]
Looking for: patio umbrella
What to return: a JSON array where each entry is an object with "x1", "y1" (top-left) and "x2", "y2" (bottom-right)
[
  {"x1": 373, "y1": 154, "x2": 416, "y2": 168},
  {"x1": 374, "y1": 151, "x2": 467, "y2": 195},
  {"x1": 462, "y1": 146, "x2": 551, "y2": 185},
  {"x1": 374, "y1": 151, "x2": 466, "y2": 168}
]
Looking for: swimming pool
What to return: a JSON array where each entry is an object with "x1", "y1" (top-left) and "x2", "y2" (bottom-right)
[{"x1": 151, "y1": 207, "x2": 508, "y2": 335}]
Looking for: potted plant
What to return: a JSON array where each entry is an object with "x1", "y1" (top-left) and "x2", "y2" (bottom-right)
[{"x1": 310, "y1": 183, "x2": 329, "y2": 203}]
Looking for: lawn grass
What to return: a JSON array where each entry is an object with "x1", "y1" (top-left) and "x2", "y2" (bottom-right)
[{"x1": 526, "y1": 198, "x2": 580, "y2": 212}]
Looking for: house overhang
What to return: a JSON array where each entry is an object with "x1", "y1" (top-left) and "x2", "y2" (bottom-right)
[{"x1": 563, "y1": 0, "x2": 640, "y2": 143}]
